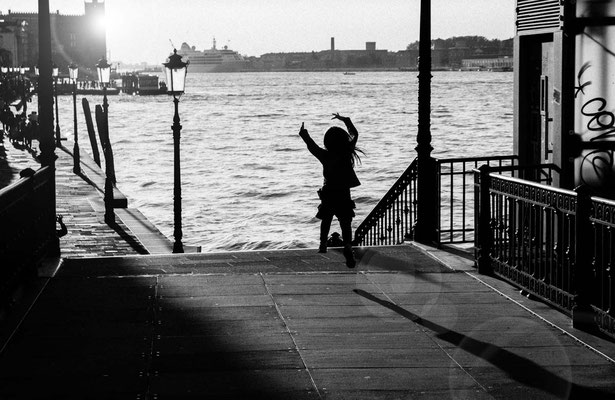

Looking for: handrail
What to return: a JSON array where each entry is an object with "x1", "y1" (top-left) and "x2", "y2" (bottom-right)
[{"x1": 353, "y1": 158, "x2": 418, "y2": 246}]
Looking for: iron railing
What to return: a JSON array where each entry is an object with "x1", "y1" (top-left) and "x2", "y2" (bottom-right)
[
  {"x1": 0, "y1": 166, "x2": 57, "y2": 305},
  {"x1": 354, "y1": 159, "x2": 418, "y2": 246},
  {"x1": 437, "y1": 155, "x2": 521, "y2": 243},
  {"x1": 475, "y1": 169, "x2": 615, "y2": 338},
  {"x1": 589, "y1": 196, "x2": 615, "y2": 336},
  {"x1": 354, "y1": 155, "x2": 522, "y2": 246}
]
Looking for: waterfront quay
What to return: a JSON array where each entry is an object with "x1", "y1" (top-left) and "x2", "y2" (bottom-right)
[{"x1": 0, "y1": 138, "x2": 614, "y2": 399}]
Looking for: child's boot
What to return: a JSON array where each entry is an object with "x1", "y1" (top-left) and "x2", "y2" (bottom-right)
[{"x1": 343, "y1": 244, "x2": 356, "y2": 268}]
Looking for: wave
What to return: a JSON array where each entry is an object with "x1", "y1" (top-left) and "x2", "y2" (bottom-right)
[{"x1": 215, "y1": 239, "x2": 311, "y2": 252}]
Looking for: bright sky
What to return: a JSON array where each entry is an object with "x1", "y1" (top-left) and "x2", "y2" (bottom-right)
[{"x1": 1, "y1": 0, "x2": 516, "y2": 64}]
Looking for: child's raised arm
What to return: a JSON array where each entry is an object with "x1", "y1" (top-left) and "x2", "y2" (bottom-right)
[
  {"x1": 332, "y1": 113, "x2": 358, "y2": 145},
  {"x1": 299, "y1": 122, "x2": 326, "y2": 161}
]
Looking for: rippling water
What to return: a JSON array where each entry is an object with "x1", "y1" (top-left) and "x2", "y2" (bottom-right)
[{"x1": 50, "y1": 71, "x2": 513, "y2": 252}]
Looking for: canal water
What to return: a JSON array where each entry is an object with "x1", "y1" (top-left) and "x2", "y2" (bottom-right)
[{"x1": 48, "y1": 71, "x2": 513, "y2": 252}]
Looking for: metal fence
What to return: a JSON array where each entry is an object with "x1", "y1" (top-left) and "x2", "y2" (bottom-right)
[
  {"x1": 475, "y1": 168, "x2": 615, "y2": 337},
  {"x1": 437, "y1": 155, "x2": 520, "y2": 243},
  {"x1": 590, "y1": 196, "x2": 615, "y2": 336},
  {"x1": 353, "y1": 155, "x2": 521, "y2": 246}
]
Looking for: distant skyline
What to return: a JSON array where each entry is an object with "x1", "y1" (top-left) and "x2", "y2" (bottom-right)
[{"x1": 1, "y1": 0, "x2": 516, "y2": 64}]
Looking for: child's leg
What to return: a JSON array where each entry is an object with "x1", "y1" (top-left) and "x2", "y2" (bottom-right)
[
  {"x1": 319, "y1": 214, "x2": 333, "y2": 252},
  {"x1": 339, "y1": 217, "x2": 353, "y2": 246},
  {"x1": 339, "y1": 217, "x2": 356, "y2": 268}
]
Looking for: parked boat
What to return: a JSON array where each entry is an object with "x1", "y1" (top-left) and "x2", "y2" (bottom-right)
[
  {"x1": 175, "y1": 39, "x2": 247, "y2": 73},
  {"x1": 120, "y1": 73, "x2": 167, "y2": 95}
]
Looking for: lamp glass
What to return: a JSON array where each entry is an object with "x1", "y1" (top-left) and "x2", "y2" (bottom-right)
[
  {"x1": 0, "y1": 66, "x2": 7, "y2": 74},
  {"x1": 96, "y1": 58, "x2": 111, "y2": 84},
  {"x1": 52, "y1": 66, "x2": 59, "y2": 77},
  {"x1": 69, "y1": 64, "x2": 79, "y2": 81},
  {"x1": 163, "y1": 49, "x2": 188, "y2": 95}
]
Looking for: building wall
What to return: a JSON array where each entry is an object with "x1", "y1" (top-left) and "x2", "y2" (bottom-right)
[
  {"x1": 0, "y1": 26, "x2": 19, "y2": 66},
  {"x1": 0, "y1": 1, "x2": 106, "y2": 73}
]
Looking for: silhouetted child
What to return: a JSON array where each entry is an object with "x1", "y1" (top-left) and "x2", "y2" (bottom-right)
[{"x1": 299, "y1": 113, "x2": 362, "y2": 268}]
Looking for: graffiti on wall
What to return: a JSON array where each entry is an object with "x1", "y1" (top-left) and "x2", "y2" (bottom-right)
[
  {"x1": 574, "y1": 0, "x2": 615, "y2": 197},
  {"x1": 574, "y1": 61, "x2": 615, "y2": 189}
]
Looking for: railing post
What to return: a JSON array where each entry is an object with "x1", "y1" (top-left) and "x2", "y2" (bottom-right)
[
  {"x1": 572, "y1": 185, "x2": 597, "y2": 331},
  {"x1": 477, "y1": 165, "x2": 493, "y2": 275},
  {"x1": 414, "y1": 156, "x2": 439, "y2": 244}
]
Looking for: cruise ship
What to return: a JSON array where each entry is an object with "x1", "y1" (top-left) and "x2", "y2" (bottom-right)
[{"x1": 176, "y1": 39, "x2": 247, "y2": 73}]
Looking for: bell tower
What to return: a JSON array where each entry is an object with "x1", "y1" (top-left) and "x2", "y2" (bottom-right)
[{"x1": 83, "y1": 0, "x2": 107, "y2": 67}]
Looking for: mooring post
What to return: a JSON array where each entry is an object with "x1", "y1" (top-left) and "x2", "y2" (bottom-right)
[{"x1": 82, "y1": 98, "x2": 101, "y2": 166}]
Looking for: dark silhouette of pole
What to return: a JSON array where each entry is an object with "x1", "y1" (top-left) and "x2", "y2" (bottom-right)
[
  {"x1": 38, "y1": 10, "x2": 54, "y2": 168},
  {"x1": 72, "y1": 79, "x2": 80, "y2": 174},
  {"x1": 54, "y1": 77, "x2": 61, "y2": 146},
  {"x1": 172, "y1": 95, "x2": 184, "y2": 253},
  {"x1": 413, "y1": 0, "x2": 438, "y2": 244},
  {"x1": 102, "y1": 85, "x2": 114, "y2": 224},
  {"x1": 37, "y1": 0, "x2": 59, "y2": 256}
]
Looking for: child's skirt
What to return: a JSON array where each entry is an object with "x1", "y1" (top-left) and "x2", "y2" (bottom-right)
[{"x1": 316, "y1": 185, "x2": 356, "y2": 220}]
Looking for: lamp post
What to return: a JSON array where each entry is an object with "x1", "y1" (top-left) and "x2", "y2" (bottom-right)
[
  {"x1": 52, "y1": 64, "x2": 61, "y2": 146},
  {"x1": 19, "y1": 65, "x2": 27, "y2": 116},
  {"x1": 96, "y1": 57, "x2": 114, "y2": 224},
  {"x1": 413, "y1": 0, "x2": 438, "y2": 245},
  {"x1": 69, "y1": 63, "x2": 80, "y2": 174},
  {"x1": 163, "y1": 49, "x2": 188, "y2": 254}
]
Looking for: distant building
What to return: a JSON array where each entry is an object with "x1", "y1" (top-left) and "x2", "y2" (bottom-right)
[
  {"x1": 0, "y1": 0, "x2": 106, "y2": 73},
  {"x1": 461, "y1": 56, "x2": 513, "y2": 71},
  {"x1": 0, "y1": 20, "x2": 20, "y2": 66}
]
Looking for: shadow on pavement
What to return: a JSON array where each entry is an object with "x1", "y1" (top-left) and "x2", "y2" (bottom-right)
[{"x1": 353, "y1": 288, "x2": 615, "y2": 400}]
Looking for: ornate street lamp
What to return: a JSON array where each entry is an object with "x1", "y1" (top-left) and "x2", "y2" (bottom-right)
[
  {"x1": 96, "y1": 57, "x2": 114, "y2": 224},
  {"x1": 52, "y1": 63, "x2": 61, "y2": 146},
  {"x1": 96, "y1": 57, "x2": 111, "y2": 132},
  {"x1": 69, "y1": 63, "x2": 80, "y2": 174},
  {"x1": 163, "y1": 49, "x2": 189, "y2": 253}
]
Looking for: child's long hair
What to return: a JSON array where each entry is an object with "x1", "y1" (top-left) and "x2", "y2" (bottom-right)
[{"x1": 323, "y1": 126, "x2": 364, "y2": 166}]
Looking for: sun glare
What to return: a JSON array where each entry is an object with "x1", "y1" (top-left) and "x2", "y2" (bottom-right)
[{"x1": 92, "y1": 13, "x2": 107, "y2": 36}]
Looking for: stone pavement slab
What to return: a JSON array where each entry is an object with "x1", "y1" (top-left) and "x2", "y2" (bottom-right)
[{"x1": 1, "y1": 245, "x2": 614, "y2": 399}]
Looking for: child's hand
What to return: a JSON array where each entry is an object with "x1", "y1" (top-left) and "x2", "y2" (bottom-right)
[
  {"x1": 331, "y1": 113, "x2": 349, "y2": 122},
  {"x1": 299, "y1": 122, "x2": 308, "y2": 136}
]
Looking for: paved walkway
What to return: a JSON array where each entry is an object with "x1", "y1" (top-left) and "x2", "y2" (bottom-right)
[
  {"x1": 1, "y1": 135, "x2": 163, "y2": 257},
  {"x1": 2, "y1": 135, "x2": 615, "y2": 399},
  {"x1": 0, "y1": 245, "x2": 614, "y2": 399}
]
